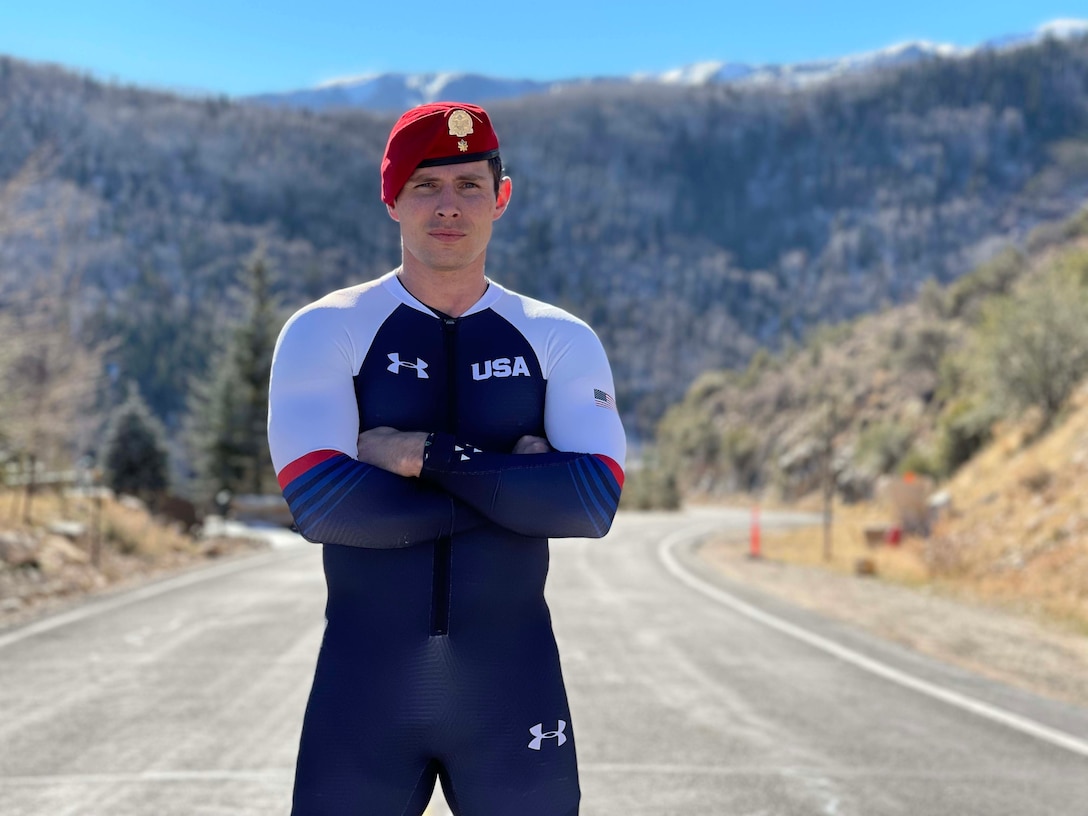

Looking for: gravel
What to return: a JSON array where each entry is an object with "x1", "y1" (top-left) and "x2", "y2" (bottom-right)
[{"x1": 698, "y1": 536, "x2": 1088, "y2": 708}]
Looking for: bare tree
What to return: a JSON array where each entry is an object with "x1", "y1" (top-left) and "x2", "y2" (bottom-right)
[{"x1": 0, "y1": 151, "x2": 106, "y2": 521}]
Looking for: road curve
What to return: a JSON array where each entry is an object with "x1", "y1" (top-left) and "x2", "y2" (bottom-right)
[{"x1": 1, "y1": 509, "x2": 1086, "y2": 815}]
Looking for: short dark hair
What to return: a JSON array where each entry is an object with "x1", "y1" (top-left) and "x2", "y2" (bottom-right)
[{"x1": 488, "y1": 155, "x2": 504, "y2": 197}]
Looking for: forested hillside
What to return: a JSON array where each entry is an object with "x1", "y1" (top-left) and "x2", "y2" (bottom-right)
[
  {"x1": 2, "y1": 36, "x2": 1088, "y2": 499},
  {"x1": 652, "y1": 205, "x2": 1088, "y2": 504}
]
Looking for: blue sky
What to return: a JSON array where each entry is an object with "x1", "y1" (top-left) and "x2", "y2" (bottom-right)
[{"x1": 0, "y1": 1, "x2": 1084, "y2": 97}]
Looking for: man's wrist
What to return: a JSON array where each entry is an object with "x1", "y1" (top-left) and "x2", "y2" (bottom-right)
[{"x1": 419, "y1": 432, "x2": 459, "y2": 474}]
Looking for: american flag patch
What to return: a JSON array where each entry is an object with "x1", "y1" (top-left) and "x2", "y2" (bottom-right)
[{"x1": 594, "y1": 389, "x2": 617, "y2": 410}]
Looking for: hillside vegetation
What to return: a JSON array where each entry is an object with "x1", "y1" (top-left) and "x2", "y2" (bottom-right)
[
  {"x1": 655, "y1": 205, "x2": 1088, "y2": 499},
  {"x1": 653, "y1": 205, "x2": 1088, "y2": 631},
  {"x1": 2, "y1": 33, "x2": 1088, "y2": 469}
]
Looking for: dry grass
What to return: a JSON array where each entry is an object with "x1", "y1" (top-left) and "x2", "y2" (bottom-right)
[
  {"x1": 754, "y1": 383, "x2": 1088, "y2": 634},
  {"x1": 756, "y1": 503, "x2": 933, "y2": 586},
  {"x1": 0, "y1": 486, "x2": 265, "y2": 626},
  {"x1": 1, "y1": 488, "x2": 196, "y2": 556}
]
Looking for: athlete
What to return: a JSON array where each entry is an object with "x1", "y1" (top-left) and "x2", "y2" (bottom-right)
[{"x1": 267, "y1": 102, "x2": 625, "y2": 816}]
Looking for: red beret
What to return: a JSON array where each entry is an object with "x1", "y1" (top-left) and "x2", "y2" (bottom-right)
[{"x1": 381, "y1": 102, "x2": 501, "y2": 205}]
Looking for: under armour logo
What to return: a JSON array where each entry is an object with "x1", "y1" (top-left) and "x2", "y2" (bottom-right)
[
  {"x1": 454, "y1": 444, "x2": 482, "y2": 462},
  {"x1": 528, "y1": 720, "x2": 567, "y2": 751},
  {"x1": 387, "y1": 353, "x2": 429, "y2": 378}
]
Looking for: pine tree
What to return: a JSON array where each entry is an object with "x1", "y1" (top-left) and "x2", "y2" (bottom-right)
[
  {"x1": 188, "y1": 253, "x2": 279, "y2": 502},
  {"x1": 102, "y1": 384, "x2": 169, "y2": 501},
  {"x1": 234, "y1": 255, "x2": 278, "y2": 494}
]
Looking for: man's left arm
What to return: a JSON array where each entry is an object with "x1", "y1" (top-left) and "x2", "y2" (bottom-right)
[{"x1": 416, "y1": 323, "x2": 626, "y2": 539}]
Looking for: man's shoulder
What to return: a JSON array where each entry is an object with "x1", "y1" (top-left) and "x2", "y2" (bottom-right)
[
  {"x1": 275, "y1": 274, "x2": 403, "y2": 352},
  {"x1": 301, "y1": 276, "x2": 389, "y2": 314},
  {"x1": 488, "y1": 282, "x2": 593, "y2": 333},
  {"x1": 285, "y1": 275, "x2": 398, "y2": 326}
]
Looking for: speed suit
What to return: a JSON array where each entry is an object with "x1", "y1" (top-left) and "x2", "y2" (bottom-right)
[{"x1": 267, "y1": 270, "x2": 626, "y2": 816}]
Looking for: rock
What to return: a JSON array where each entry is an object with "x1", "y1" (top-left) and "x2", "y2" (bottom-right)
[
  {"x1": 0, "y1": 531, "x2": 38, "y2": 567},
  {"x1": 37, "y1": 534, "x2": 90, "y2": 574},
  {"x1": 119, "y1": 495, "x2": 147, "y2": 511},
  {"x1": 862, "y1": 524, "x2": 891, "y2": 548},
  {"x1": 47, "y1": 520, "x2": 87, "y2": 540},
  {"x1": 854, "y1": 557, "x2": 878, "y2": 577}
]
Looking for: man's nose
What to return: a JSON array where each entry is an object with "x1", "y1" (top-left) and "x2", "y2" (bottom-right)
[{"x1": 435, "y1": 187, "x2": 460, "y2": 218}]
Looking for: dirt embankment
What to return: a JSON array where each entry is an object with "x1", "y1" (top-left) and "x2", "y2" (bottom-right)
[
  {"x1": 0, "y1": 490, "x2": 267, "y2": 630},
  {"x1": 699, "y1": 529, "x2": 1088, "y2": 709},
  {"x1": 694, "y1": 389, "x2": 1088, "y2": 709}
]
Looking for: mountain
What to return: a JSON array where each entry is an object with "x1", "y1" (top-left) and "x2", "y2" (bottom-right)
[
  {"x1": 646, "y1": 41, "x2": 963, "y2": 90},
  {"x1": 4, "y1": 30, "x2": 1088, "y2": 450},
  {"x1": 243, "y1": 19, "x2": 1088, "y2": 113},
  {"x1": 245, "y1": 73, "x2": 558, "y2": 113}
]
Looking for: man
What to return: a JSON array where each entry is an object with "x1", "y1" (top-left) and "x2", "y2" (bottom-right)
[{"x1": 267, "y1": 101, "x2": 626, "y2": 816}]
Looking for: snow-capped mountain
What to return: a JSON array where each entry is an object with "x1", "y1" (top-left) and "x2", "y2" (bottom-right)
[
  {"x1": 243, "y1": 19, "x2": 1088, "y2": 113},
  {"x1": 645, "y1": 40, "x2": 965, "y2": 89},
  {"x1": 246, "y1": 72, "x2": 557, "y2": 113},
  {"x1": 981, "y1": 17, "x2": 1088, "y2": 50}
]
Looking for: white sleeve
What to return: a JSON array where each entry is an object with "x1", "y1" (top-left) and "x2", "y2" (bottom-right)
[
  {"x1": 542, "y1": 322, "x2": 627, "y2": 467},
  {"x1": 267, "y1": 305, "x2": 362, "y2": 475}
]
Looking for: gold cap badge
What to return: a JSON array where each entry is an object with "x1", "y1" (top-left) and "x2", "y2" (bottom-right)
[{"x1": 448, "y1": 109, "x2": 475, "y2": 138}]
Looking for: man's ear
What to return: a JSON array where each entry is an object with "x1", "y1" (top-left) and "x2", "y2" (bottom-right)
[
  {"x1": 386, "y1": 202, "x2": 400, "y2": 222},
  {"x1": 493, "y1": 176, "x2": 513, "y2": 221}
]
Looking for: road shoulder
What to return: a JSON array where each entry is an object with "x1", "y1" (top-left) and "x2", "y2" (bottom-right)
[{"x1": 691, "y1": 529, "x2": 1088, "y2": 709}]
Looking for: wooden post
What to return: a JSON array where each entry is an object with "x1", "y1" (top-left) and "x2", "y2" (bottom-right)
[
  {"x1": 91, "y1": 490, "x2": 102, "y2": 569},
  {"x1": 822, "y1": 399, "x2": 836, "y2": 562}
]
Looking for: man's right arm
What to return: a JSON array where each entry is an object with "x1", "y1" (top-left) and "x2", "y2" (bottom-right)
[
  {"x1": 268, "y1": 301, "x2": 481, "y2": 548},
  {"x1": 275, "y1": 450, "x2": 481, "y2": 548}
]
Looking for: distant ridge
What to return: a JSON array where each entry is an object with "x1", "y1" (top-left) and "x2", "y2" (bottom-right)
[{"x1": 242, "y1": 19, "x2": 1088, "y2": 112}]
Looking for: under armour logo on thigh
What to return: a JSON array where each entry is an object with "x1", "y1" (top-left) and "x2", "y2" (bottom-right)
[{"x1": 527, "y1": 720, "x2": 567, "y2": 751}]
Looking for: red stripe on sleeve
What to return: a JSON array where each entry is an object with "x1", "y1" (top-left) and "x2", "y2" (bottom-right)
[
  {"x1": 594, "y1": 454, "x2": 625, "y2": 489},
  {"x1": 277, "y1": 449, "x2": 342, "y2": 490}
]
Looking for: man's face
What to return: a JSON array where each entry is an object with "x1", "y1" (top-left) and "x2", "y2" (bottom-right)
[{"x1": 387, "y1": 161, "x2": 511, "y2": 274}]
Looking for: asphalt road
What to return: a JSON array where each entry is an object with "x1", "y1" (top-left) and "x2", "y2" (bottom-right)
[{"x1": 2, "y1": 509, "x2": 1087, "y2": 815}]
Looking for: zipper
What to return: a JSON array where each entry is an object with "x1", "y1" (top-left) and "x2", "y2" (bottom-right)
[{"x1": 431, "y1": 316, "x2": 459, "y2": 636}]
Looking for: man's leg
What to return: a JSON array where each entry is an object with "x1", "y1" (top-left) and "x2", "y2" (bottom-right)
[
  {"x1": 436, "y1": 625, "x2": 580, "y2": 816},
  {"x1": 291, "y1": 635, "x2": 437, "y2": 816}
]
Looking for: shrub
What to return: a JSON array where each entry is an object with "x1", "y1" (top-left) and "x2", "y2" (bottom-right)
[
  {"x1": 618, "y1": 465, "x2": 681, "y2": 511},
  {"x1": 853, "y1": 420, "x2": 913, "y2": 477},
  {"x1": 934, "y1": 397, "x2": 997, "y2": 476},
  {"x1": 971, "y1": 271, "x2": 1088, "y2": 428},
  {"x1": 102, "y1": 386, "x2": 169, "y2": 502}
]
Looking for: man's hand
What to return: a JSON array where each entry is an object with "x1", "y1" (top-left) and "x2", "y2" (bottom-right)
[
  {"x1": 357, "y1": 427, "x2": 429, "y2": 477},
  {"x1": 513, "y1": 435, "x2": 551, "y2": 455}
]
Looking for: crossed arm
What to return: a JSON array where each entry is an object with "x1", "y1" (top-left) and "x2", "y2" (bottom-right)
[
  {"x1": 275, "y1": 428, "x2": 622, "y2": 547},
  {"x1": 268, "y1": 301, "x2": 626, "y2": 549},
  {"x1": 358, "y1": 427, "x2": 624, "y2": 540}
]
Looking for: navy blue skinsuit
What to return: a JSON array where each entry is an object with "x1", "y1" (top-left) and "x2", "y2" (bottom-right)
[{"x1": 267, "y1": 272, "x2": 626, "y2": 816}]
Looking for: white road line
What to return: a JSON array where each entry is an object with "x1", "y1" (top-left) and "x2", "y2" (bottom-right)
[
  {"x1": 659, "y1": 524, "x2": 1088, "y2": 760},
  {"x1": 0, "y1": 549, "x2": 296, "y2": 650}
]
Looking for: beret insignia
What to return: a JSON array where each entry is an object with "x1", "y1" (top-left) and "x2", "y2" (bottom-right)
[{"x1": 448, "y1": 109, "x2": 474, "y2": 138}]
